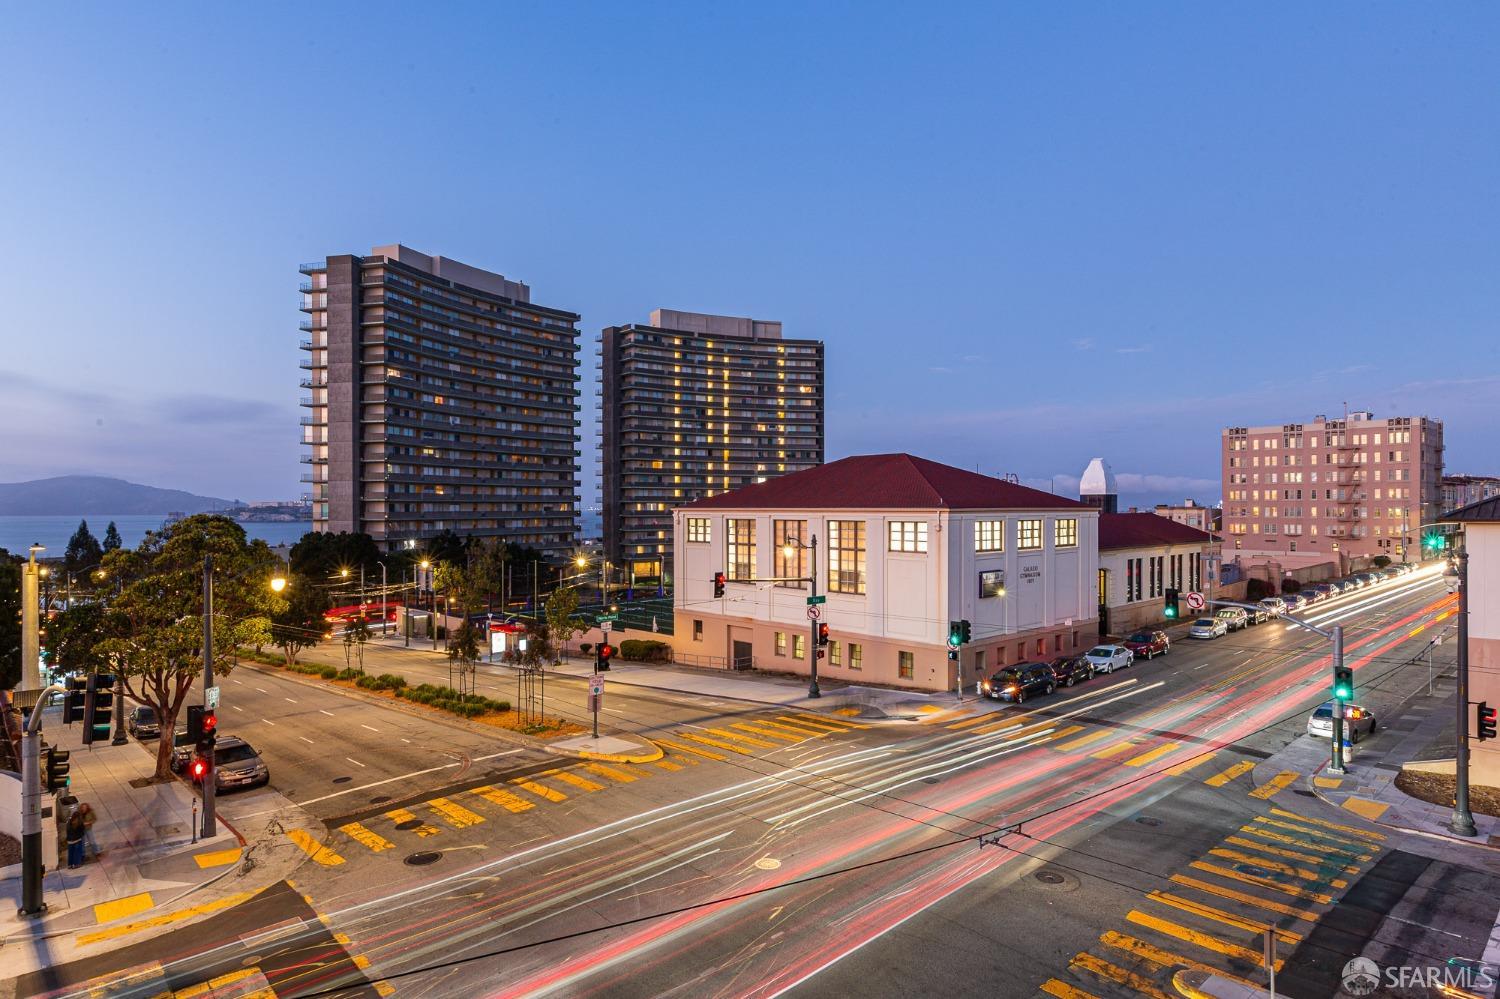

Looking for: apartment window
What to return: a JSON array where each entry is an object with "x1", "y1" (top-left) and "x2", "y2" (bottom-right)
[
  {"x1": 792, "y1": 634, "x2": 805, "y2": 659},
  {"x1": 888, "y1": 521, "x2": 928, "y2": 553},
  {"x1": 828, "y1": 520, "x2": 866, "y2": 594},
  {"x1": 1054, "y1": 518, "x2": 1078, "y2": 548},
  {"x1": 727, "y1": 518, "x2": 756, "y2": 580},
  {"x1": 975, "y1": 520, "x2": 1004, "y2": 553},
  {"x1": 774, "y1": 519, "x2": 808, "y2": 589},
  {"x1": 898, "y1": 651, "x2": 915, "y2": 679},
  {"x1": 1150, "y1": 556, "x2": 1164, "y2": 598},
  {"x1": 829, "y1": 641, "x2": 842, "y2": 667},
  {"x1": 686, "y1": 518, "x2": 711, "y2": 544},
  {"x1": 848, "y1": 643, "x2": 863, "y2": 671},
  {"x1": 1018, "y1": 519, "x2": 1042, "y2": 550},
  {"x1": 774, "y1": 631, "x2": 787, "y2": 656},
  {"x1": 692, "y1": 619, "x2": 703, "y2": 642}
]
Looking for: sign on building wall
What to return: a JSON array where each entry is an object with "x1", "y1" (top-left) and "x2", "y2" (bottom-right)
[{"x1": 979, "y1": 570, "x2": 1005, "y2": 599}]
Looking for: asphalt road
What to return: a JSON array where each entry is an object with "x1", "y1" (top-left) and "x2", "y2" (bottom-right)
[{"x1": 38, "y1": 567, "x2": 1474, "y2": 999}]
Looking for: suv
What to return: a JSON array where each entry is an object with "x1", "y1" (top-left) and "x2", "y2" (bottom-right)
[
  {"x1": 1258, "y1": 597, "x2": 1286, "y2": 618},
  {"x1": 187, "y1": 736, "x2": 271, "y2": 791},
  {"x1": 1122, "y1": 630, "x2": 1170, "y2": 660},
  {"x1": 1049, "y1": 655, "x2": 1095, "y2": 688},
  {"x1": 127, "y1": 705, "x2": 160, "y2": 740},
  {"x1": 1215, "y1": 607, "x2": 1249, "y2": 631},
  {"x1": 983, "y1": 663, "x2": 1056, "y2": 703}
]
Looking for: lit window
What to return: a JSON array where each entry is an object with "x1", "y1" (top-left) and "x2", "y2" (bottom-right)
[
  {"x1": 792, "y1": 634, "x2": 805, "y2": 659},
  {"x1": 848, "y1": 643, "x2": 863, "y2": 671},
  {"x1": 1017, "y1": 519, "x2": 1042, "y2": 550},
  {"x1": 888, "y1": 521, "x2": 928, "y2": 553},
  {"x1": 774, "y1": 520, "x2": 807, "y2": 589},
  {"x1": 774, "y1": 632, "x2": 787, "y2": 656},
  {"x1": 829, "y1": 641, "x2": 842, "y2": 667},
  {"x1": 828, "y1": 521, "x2": 866, "y2": 594},
  {"x1": 1054, "y1": 519, "x2": 1078, "y2": 547},
  {"x1": 975, "y1": 521, "x2": 1004, "y2": 553},
  {"x1": 726, "y1": 519, "x2": 756, "y2": 580},
  {"x1": 686, "y1": 518, "x2": 711, "y2": 544}
]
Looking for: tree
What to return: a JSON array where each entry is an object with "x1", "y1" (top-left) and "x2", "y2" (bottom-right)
[
  {"x1": 102, "y1": 522, "x2": 123, "y2": 552},
  {"x1": 46, "y1": 603, "x2": 112, "y2": 679},
  {"x1": 544, "y1": 584, "x2": 581, "y2": 663},
  {"x1": 65, "y1": 520, "x2": 104, "y2": 574},
  {"x1": 270, "y1": 572, "x2": 325, "y2": 665},
  {"x1": 0, "y1": 550, "x2": 21, "y2": 691},
  {"x1": 1372, "y1": 555, "x2": 1392, "y2": 568},
  {"x1": 288, "y1": 531, "x2": 381, "y2": 580},
  {"x1": 92, "y1": 515, "x2": 277, "y2": 778},
  {"x1": 428, "y1": 530, "x2": 468, "y2": 567}
]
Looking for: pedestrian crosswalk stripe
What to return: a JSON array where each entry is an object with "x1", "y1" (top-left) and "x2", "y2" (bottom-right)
[
  {"x1": 339, "y1": 822, "x2": 394, "y2": 853},
  {"x1": 946, "y1": 713, "x2": 1000, "y2": 731},
  {"x1": 1207, "y1": 847, "x2": 1346, "y2": 888},
  {"x1": 1251, "y1": 814, "x2": 1372, "y2": 851},
  {"x1": 1091, "y1": 739, "x2": 1143, "y2": 760},
  {"x1": 1203, "y1": 761, "x2": 1255, "y2": 787},
  {"x1": 653, "y1": 758, "x2": 684, "y2": 771},
  {"x1": 1249, "y1": 771, "x2": 1299, "y2": 800},
  {"x1": 1166, "y1": 874, "x2": 1320, "y2": 922},
  {"x1": 511, "y1": 778, "x2": 568, "y2": 803},
  {"x1": 1057, "y1": 729, "x2": 1114, "y2": 752},
  {"x1": 1187, "y1": 861, "x2": 1333, "y2": 904},
  {"x1": 286, "y1": 828, "x2": 345, "y2": 866},
  {"x1": 703, "y1": 726, "x2": 778, "y2": 748},
  {"x1": 1037, "y1": 725, "x2": 1085, "y2": 744},
  {"x1": 1222, "y1": 835, "x2": 1361, "y2": 875},
  {"x1": 1101, "y1": 930, "x2": 1266, "y2": 990},
  {"x1": 579, "y1": 761, "x2": 640, "y2": 783},
  {"x1": 679, "y1": 732, "x2": 756, "y2": 755},
  {"x1": 771, "y1": 716, "x2": 841, "y2": 736},
  {"x1": 385, "y1": 807, "x2": 441, "y2": 835},
  {"x1": 791, "y1": 712, "x2": 868, "y2": 730},
  {"x1": 651, "y1": 737, "x2": 727, "y2": 761},
  {"x1": 737, "y1": 719, "x2": 823, "y2": 739},
  {"x1": 970, "y1": 718, "x2": 1026, "y2": 736},
  {"x1": 1144, "y1": 891, "x2": 1301, "y2": 943},
  {"x1": 469, "y1": 786, "x2": 535, "y2": 814},
  {"x1": 1068, "y1": 952, "x2": 1173, "y2": 999},
  {"x1": 1039, "y1": 978, "x2": 1100, "y2": 999},
  {"x1": 428, "y1": 797, "x2": 487, "y2": 827},
  {"x1": 1269, "y1": 807, "x2": 1385, "y2": 842},
  {"x1": 543, "y1": 769, "x2": 606, "y2": 792},
  {"x1": 731, "y1": 722, "x2": 803, "y2": 742},
  {"x1": 1241, "y1": 819, "x2": 1373, "y2": 860},
  {"x1": 1165, "y1": 752, "x2": 1216, "y2": 776},
  {"x1": 1124, "y1": 742, "x2": 1181, "y2": 768},
  {"x1": 1124, "y1": 911, "x2": 1282, "y2": 970}
]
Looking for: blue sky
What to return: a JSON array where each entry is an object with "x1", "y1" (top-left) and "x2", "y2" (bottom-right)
[{"x1": 1, "y1": 3, "x2": 1495, "y2": 508}]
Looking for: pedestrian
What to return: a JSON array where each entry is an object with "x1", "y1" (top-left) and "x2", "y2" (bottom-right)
[
  {"x1": 66, "y1": 811, "x2": 86, "y2": 869},
  {"x1": 78, "y1": 802, "x2": 103, "y2": 860},
  {"x1": 56, "y1": 793, "x2": 77, "y2": 859}
]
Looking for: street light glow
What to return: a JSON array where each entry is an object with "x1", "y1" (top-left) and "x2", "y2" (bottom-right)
[
  {"x1": 576, "y1": 555, "x2": 588, "y2": 568},
  {"x1": 270, "y1": 576, "x2": 287, "y2": 592}
]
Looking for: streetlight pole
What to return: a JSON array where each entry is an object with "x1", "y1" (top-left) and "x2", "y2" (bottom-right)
[
  {"x1": 21, "y1": 544, "x2": 44, "y2": 690},
  {"x1": 1451, "y1": 548, "x2": 1477, "y2": 837}
]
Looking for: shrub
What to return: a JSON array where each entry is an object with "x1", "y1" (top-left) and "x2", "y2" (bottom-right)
[
  {"x1": 337, "y1": 668, "x2": 360, "y2": 681},
  {"x1": 1245, "y1": 578, "x2": 1269, "y2": 601},
  {"x1": 319, "y1": 665, "x2": 338, "y2": 679},
  {"x1": 619, "y1": 639, "x2": 671, "y2": 662},
  {"x1": 356, "y1": 674, "x2": 379, "y2": 689},
  {"x1": 579, "y1": 643, "x2": 592, "y2": 655},
  {"x1": 1281, "y1": 578, "x2": 1302, "y2": 593},
  {"x1": 1372, "y1": 555, "x2": 1392, "y2": 568},
  {"x1": 374, "y1": 673, "x2": 407, "y2": 691}
]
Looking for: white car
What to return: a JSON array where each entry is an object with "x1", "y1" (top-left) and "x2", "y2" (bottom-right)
[
  {"x1": 1189, "y1": 617, "x2": 1228, "y2": 639},
  {"x1": 1084, "y1": 644, "x2": 1134, "y2": 674},
  {"x1": 1258, "y1": 597, "x2": 1285, "y2": 618}
]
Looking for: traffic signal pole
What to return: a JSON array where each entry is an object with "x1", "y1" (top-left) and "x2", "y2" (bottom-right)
[
  {"x1": 1452, "y1": 549, "x2": 1477, "y2": 837},
  {"x1": 808, "y1": 535, "x2": 820, "y2": 699},
  {"x1": 19, "y1": 684, "x2": 65, "y2": 917},
  {"x1": 201, "y1": 553, "x2": 217, "y2": 840},
  {"x1": 1330, "y1": 624, "x2": 1346, "y2": 775}
]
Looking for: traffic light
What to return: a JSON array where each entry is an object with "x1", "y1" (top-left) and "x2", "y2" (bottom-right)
[
  {"x1": 186, "y1": 704, "x2": 205, "y2": 742},
  {"x1": 1333, "y1": 665, "x2": 1354, "y2": 701},
  {"x1": 597, "y1": 642, "x2": 615, "y2": 671},
  {"x1": 44, "y1": 746, "x2": 71, "y2": 792},
  {"x1": 1479, "y1": 702, "x2": 1498, "y2": 742},
  {"x1": 202, "y1": 709, "x2": 217, "y2": 739},
  {"x1": 959, "y1": 619, "x2": 971, "y2": 644},
  {"x1": 1424, "y1": 532, "x2": 1447, "y2": 552},
  {"x1": 63, "y1": 677, "x2": 86, "y2": 725},
  {"x1": 947, "y1": 648, "x2": 959, "y2": 662},
  {"x1": 1164, "y1": 588, "x2": 1180, "y2": 620},
  {"x1": 947, "y1": 621, "x2": 962, "y2": 649},
  {"x1": 83, "y1": 673, "x2": 114, "y2": 746},
  {"x1": 190, "y1": 756, "x2": 209, "y2": 782},
  {"x1": 713, "y1": 572, "x2": 726, "y2": 598},
  {"x1": 817, "y1": 623, "x2": 829, "y2": 647}
]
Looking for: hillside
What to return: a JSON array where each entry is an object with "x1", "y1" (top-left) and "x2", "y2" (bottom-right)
[{"x1": 0, "y1": 476, "x2": 239, "y2": 516}]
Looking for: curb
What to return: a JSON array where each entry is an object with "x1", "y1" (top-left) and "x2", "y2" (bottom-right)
[
  {"x1": 1303, "y1": 771, "x2": 1500, "y2": 853},
  {"x1": 557, "y1": 742, "x2": 665, "y2": 765}
]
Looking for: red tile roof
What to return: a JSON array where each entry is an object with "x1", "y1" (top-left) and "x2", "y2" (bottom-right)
[
  {"x1": 1100, "y1": 512, "x2": 1217, "y2": 550},
  {"x1": 680, "y1": 454, "x2": 1088, "y2": 511}
]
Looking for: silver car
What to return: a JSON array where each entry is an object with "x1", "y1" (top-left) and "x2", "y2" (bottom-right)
[
  {"x1": 1083, "y1": 644, "x2": 1134, "y2": 674},
  {"x1": 1189, "y1": 617, "x2": 1227, "y2": 639},
  {"x1": 1306, "y1": 701, "x2": 1377, "y2": 743}
]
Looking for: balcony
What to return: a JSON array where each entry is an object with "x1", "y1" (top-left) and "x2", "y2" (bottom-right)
[
  {"x1": 298, "y1": 378, "x2": 324, "y2": 390},
  {"x1": 299, "y1": 416, "x2": 324, "y2": 427},
  {"x1": 299, "y1": 261, "x2": 326, "y2": 275},
  {"x1": 299, "y1": 473, "x2": 316, "y2": 483},
  {"x1": 299, "y1": 320, "x2": 314, "y2": 332}
]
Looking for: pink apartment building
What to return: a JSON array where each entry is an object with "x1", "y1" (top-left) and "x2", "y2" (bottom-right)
[{"x1": 1221, "y1": 411, "x2": 1444, "y2": 569}]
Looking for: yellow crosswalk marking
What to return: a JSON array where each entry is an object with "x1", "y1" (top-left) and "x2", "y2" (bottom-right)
[
  {"x1": 704, "y1": 726, "x2": 778, "y2": 748},
  {"x1": 1241, "y1": 820, "x2": 1373, "y2": 860},
  {"x1": 543, "y1": 769, "x2": 606, "y2": 792},
  {"x1": 1039, "y1": 978, "x2": 1100, "y2": 999},
  {"x1": 580, "y1": 761, "x2": 640, "y2": 783},
  {"x1": 792, "y1": 712, "x2": 868, "y2": 729},
  {"x1": 1165, "y1": 752, "x2": 1217, "y2": 777},
  {"x1": 1342, "y1": 797, "x2": 1391, "y2": 821},
  {"x1": 737, "y1": 719, "x2": 822, "y2": 739},
  {"x1": 1223, "y1": 835, "x2": 1361, "y2": 874},
  {"x1": 1207, "y1": 847, "x2": 1346, "y2": 887},
  {"x1": 1252, "y1": 815, "x2": 1373, "y2": 851},
  {"x1": 771, "y1": 716, "x2": 840, "y2": 735},
  {"x1": 428, "y1": 797, "x2": 487, "y2": 827},
  {"x1": 1125, "y1": 911, "x2": 1282, "y2": 969},
  {"x1": 1057, "y1": 729, "x2": 1114, "y2": 752},
  {"x1": 339, "y1": 822, "x2": 395, "y2": 853},
  {"x1": 1037, "y1": 725, "x2": 1085, "y2": 743},
  {"x1": 385, "y1": 807, "x2": 442, "y2": 835},
  {"x1": 731, "y1": 722, "x2": 802, "y2": 742},
  {"x1": 1145, "y1": 891, "x2": 1300, "y2": 943},
  {"x1": 947, "y1": 713, "x2": 1002, "y2": 730},
  {"x1": 651, "y1": 737, "x2": 727, "y2": 761},
  {"x1": 679, "y1": 732, "x2": 755, "y2": 755},
  {"x1": 1249, "y1": 771, "x2": 1299, "y2": 800},
  {"x1": 511, "y1": 778, "x2": 568, "y2": 803},
  {"x1": 1187, "y1": 861, "x2": 1332, "y2": 904},
  {"x1": 1270, "y1": 807, "x2": 1385, "y2": 841},
  {"x1": 970, "y1": 718, "x2": 1027, "y2": 736},
  {"x1": 75, "y1": 894, "x2": 255, "y2": 946},
  {"x1": 1167, "y1": 874, "x2": 1320, "y2": 922},
  {"x1": 1102, "y1": 930, "x2": 1267, "y2": 989},
  {"x1": 1204, "y1": 761, "x2": 1255, "y2": 787},
  {"x1": 653, "y1": 759, "x2": 684, "y2": 771},
  {"x1": 172, "y1": 968, "x2": 262, "y2": 999},
  {"x1": 94, "y1": 892, "x2": 154, "y2": 925},
  {"x1": 1091, "y1": 739, "x2": 1143, "y2": 760},
  {"x1": 1124, "y1": 742, "x2": 1181, "y2": 768},
  {"x1": 1068, "y1": 952, "x2": 1173, "y2": 999},
  {"x1": 286, "y1": 829, "x2": 345, "y2": 866},
  {"x1": 468, "y1": 786, "x2": 534, "y2": 814}
]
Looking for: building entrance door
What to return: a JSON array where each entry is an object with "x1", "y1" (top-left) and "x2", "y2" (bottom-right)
[
  {"x1": 1097, "y1": 567, "x2": 1109, "y2": 636},
  {"x1": 731, "y1": 640, "x2": 753, "y2": 671}
]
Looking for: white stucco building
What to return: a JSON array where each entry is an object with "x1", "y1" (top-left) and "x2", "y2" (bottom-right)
[
  {"x1": 1097, "y1": 513, "x2": 1219, "y2": 636},
  {"x1": 672, "y1": 454, "x2": 1099, "y2": 692}
]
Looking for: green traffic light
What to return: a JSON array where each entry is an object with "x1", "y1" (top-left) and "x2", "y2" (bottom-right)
[
  {"x1": 1164, "y1": 606, "x2": 1177, "y2": 619},
  {"x1": 1334, "y1": 684, "x2": 1352, "y2": 699}
]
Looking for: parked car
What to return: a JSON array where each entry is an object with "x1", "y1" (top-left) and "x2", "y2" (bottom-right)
[
  {"x1": 1215, "y1": 607, "x2": 1249, "y2": 631},
  {"x1": 1282, "y1": 593, "x2": 1309, "y2": 612},
  {"x1": 983, "y1": 663, "x2": 1056, "y2": 703},
  {"x1": 1325, "y1": 580, "x2": 1351, "y2": 595},
  {"x1": 187, "y1": 736, "x2": 271, "y2": 791},
  {"x1": 1304, "y1": 584, "x2": 1332, "y2": 603},
  {"x1": 1122, "y1": 630, "x2": 1171, "y2": 660},
  {"x1": 1084, "y1": 644, "x2": 1134, "y2": 674},
  {"x1": 126, "y1": 705, "x2": 160, "y2": 740},
  {"x1": 1306, "y1": 701, "x2": 1377, "y2": 743},
  {"x1": 1189, "y1": 617, "x2": 1228, "y2": 639},
  {"x1": 1240, "y1": 604, "x2": 1268, "y2": 625},
  {"x1": 1049, "y1": 655, "x2": 1095, "y2": 687},
  {"x1": 1357, "y1": 572, "x2": 1381, "y2": 587},
  {"x1": 1258, "y1": 597, "x2": 1286, "y2": 618}
]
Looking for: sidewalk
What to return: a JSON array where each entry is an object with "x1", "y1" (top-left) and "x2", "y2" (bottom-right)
[{"x1": 0, "y1": 705, "x2": 319, "y2": 980}]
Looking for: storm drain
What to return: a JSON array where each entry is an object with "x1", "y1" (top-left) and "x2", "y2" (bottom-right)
[
  {"x1": 394, "y1": 818, "x2": 424, "y2": 831},
  {"x1": 332, "y1": 776, "x2": 353, "y2": 784},
  {"x1": 371, "y1": 795, "x2": 393, "y2": 805},
  {"x1": 1034, "y1": 870, "x2": 1065, "y2": 885},
  {"x1": 405, "y1": 851, "x2": 442, "y2": 867}
]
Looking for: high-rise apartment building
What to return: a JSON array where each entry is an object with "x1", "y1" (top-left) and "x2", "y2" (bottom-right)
[
  {"x1": 300, "y1": 245, "x2": 581, "y2": 554},
  {"x1": 1221, "y1": 411, "x2": 1443, "y2": 566},
  {"x1": 600, "y1": 309, "x2": 824, "y2": 570}
]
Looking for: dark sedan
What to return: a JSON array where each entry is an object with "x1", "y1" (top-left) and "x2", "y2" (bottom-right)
[
  {"x1": 1049, "y1": 655, "x2": 1095, "y2": 688},
  {"x1": 127, "y1": 705, "x2": 160, "y2": 740}
]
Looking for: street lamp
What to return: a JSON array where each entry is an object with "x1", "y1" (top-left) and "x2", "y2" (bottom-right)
[
  {"x1": 781, "y1": 534, "x2": 822, "y2": 698},
  {"x1": 270, "y1": 576, "x2": 287, "y2": 593}
]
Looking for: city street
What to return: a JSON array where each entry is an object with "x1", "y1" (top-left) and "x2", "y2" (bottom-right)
[{"x1": 21, "y1": 566, "x2": 1495, "y2": 999}]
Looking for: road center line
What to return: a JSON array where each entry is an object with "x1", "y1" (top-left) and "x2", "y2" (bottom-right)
[
  {"x1": 361, "y1": 724, "x2": 379, "y2": 733},
  {"x1": 346, "y1": 757, "x2": 367, "y2": 768},
  {"x1": 320, "y1": 709, "x2": 336, "y2": 717},
  {"x1": 299, "y1": 736, "x2": 315, "y2": 744}
]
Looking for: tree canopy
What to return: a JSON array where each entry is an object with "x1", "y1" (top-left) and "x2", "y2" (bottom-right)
[
  {"x1": 289, "y1": 530, "x2": 383, "y2": 580},
  {"x1": 269, "y1": 570, "x2": 327, "y2": 665},
  {"x1": 65, "y1": 519, "x2": 104, "y2": 574},
  {"x1": 102, "y1": 522, "x2": 123, "y2": 552},
  {"x1": 0, "y1": 550, "x2": 21, "y2": 690}
]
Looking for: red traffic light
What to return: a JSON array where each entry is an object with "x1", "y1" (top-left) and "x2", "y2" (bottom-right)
[
  {"x1": 191, "y1": 758, "x2": 208, "y2": 780},
  {"x1": 202, "y1": 711, "x2": 217, "y2": 735},
  {"x1": 712, "y1": 572, "x2": 726, "y2": 598},
  {"x1": 599, "y1": 643, "x2": 615, "y2": 661},
  {"x1": 817, "y1": 623, "x2": 829, "y2": 646}
]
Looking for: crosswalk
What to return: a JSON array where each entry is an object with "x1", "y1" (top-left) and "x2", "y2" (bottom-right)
[
  {"x1": 1039, "y1": 807, "x2": 1386, "y2": 997},
  {"x1": 291, "y1": 712, "x2": 869, "y2": 862}
]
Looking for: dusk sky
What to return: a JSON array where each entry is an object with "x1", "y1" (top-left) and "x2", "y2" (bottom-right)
[{"x1": 1, "y1": 4, "x2": 1495, "y2": 509}]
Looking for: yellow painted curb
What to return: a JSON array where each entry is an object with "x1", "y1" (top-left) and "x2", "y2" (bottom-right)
[
  {"x1": 77, "y1": 890, "x2": 258, "y2": 946},
  {"x1": 93, "y1": 891, "x2": 153, "y2": 925},
  {"x1": 578, "y1": 741, "x2": 665, "y2": 765},
  {"x1": 194, "y1": 847, "x2": 244, "y2": 868}
]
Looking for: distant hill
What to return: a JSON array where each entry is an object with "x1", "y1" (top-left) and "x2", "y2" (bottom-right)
[{"x1": 0, "y1": 476, "x2": 240, "y2": 516}]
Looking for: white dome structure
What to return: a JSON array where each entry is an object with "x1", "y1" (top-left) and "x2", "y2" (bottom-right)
[{"x1": 1079, "y1": 457, "x2": 1119, "y2": 513}]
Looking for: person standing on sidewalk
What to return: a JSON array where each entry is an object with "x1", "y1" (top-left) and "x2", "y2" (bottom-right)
[
  {"x1": 78, "y1": 802, "x2": 102, "y2": 860},
  {"x1": 65, "y1": 811, "x2": 86, "y2": 869}
]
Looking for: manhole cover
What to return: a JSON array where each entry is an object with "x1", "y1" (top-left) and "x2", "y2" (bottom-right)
[
  {"x1": 1240, "y1": 865, "x2": 1270, "y2": 878},
  {"x1": 1135, "y1": 816, "x2": 1161, "y2": 827},
  {"x1": 922, "y1": 777, "x2": 940, "y2": 785},
  {"x1": 754, "y1": 857, "x2": 782, "y2": 871},
  {"x1": 1029, "y1": 868, "x2": 1079, "y2": 891},
  {"x1": 404, "y1": 852, "x2": 441, "y2": 866},
  {"x1": 371, "y1": 795, "x2": 393, "y2": 805},
  {"x1": 1034, "y1": 870, "x2": 1066, "y2": 884},
  {"x1": 332, "y1": 776, "x2": 353, "y2": 785},
  {"x1": 395, "y1": 819, "x2": 423, "y2": 831}
]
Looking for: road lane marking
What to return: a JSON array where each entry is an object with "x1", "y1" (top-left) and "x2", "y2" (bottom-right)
[
  {"x1": 1203, "y1": 761, "x2": 1255, "y2": 787},
  {"x1": 1035, "y1": 725, "x2": 1085, "y2": 744},
  {"x1": 1187, "y1": 861, "x2": 1332, "y2": 903},
  {"x1": 1101, "y1": 930, "x2": 1266, "y2": 989},
  {"x1": 731, "y1": 722, "x2": 802, "y2": 742},
  {"x1": 385, "y1": 807, "x2": 441, "y2": 835},
  {"x1": 970, "y1": 718, "x2": 1026, "y2": 736},
  {"x1": 361, "y1": 724, "x2": 379, "y2": 733},
  {"x1": 1091, "y1": 739, "x2": 1143, "y2": 760},
  {"x1": 703, "y1": 726, "x2": 777, "y2": 748},
  {"x1": 1124, "y1": 911, "x2": 1282, "y2": 969},
  {"x1": 1165, "y1": 752, "x2": 1216, "y2": 776},
  {"x1": 1124, "y1": 742, "x2": 1181, "y2": 768},
  {"x1": 193, "y1": 847, "x2": 243, "y2": 869},
  {"x1": 946, "y1": 713, "x2": 1002, "y2": 731},
  {"x1": 339, "y1": 822, "x2": 395, "y2": 852},
  {"x1": 1249, "y1": 771, "x2": 1299, "y2": 800},
  {"x1": 470, "y1": 785, "x2": 535, "y2": 813},
  {"x1": 231, "y1": 705, "x2": 243, "y2": 712},
  {"x1": 1040, "y1": 979, "x2": 1100, "y2": 999},
  {"x1": 76, "y1": 894, "x2": 256, "y2": 946},
  {"x1": 320, "y1": 709, "x2": 336, "y2": 717},
  {"x1": 1068, "y1": 952, "x2": 1172, "y2": 999},
  {"x1": 428, "y1": 797, "x2": 486, "y2": 827},
  {"x1": 232, "y1": 678, "x2": 243, "y2": 684},
  {"x1": 1252, "y1": 815, "x2": 1375, "y2": 851},
  {"x1": 1145, "y1": 891, "x2": 1301, "y2": 943},
  {"x1": 1342, "y1": 797, "x2": 1391, "y2": 821},
  {"x1": 653, "y1": 736, "x2": 728, "y2": 761},
  {"x1": 285, "y1": 750, "x2": 525, "y2": 809},
  {"x1": 511, "y1": 778, "x2": 567, "y2": 803},
  {"x1": 262, "y1": 719, "x2": 276, "y2": 726},
  {"x1": 680, "y1": 732, "x2": 756, "y2": 755},
  {"x1": 299, "y1": 736, "x2": 314, "y2": 744},
  {"x1": 256, "y1": 688, "x2": 268, "y2": 693},
  {"x1": 284, "y1": 697, "x2": 297, "y2": 703},
  {"x1": 286, "y1": 829, "x2": 345, "y2": 866},
  {"x1": 653, "y1": 759, "x2": 684, "y2": 771},
  {"x1": 543, "y1": 769, "x2": 606, "y2": 792},
  {"x1": 791, "y1": 712, "x2": 868, "y2": 729},
  {"x1": 1269, "y1": 807, "x2": 1385, "y2": 841},
  {"x1": 345, "y1": 757, "x2": 366, "y2": 768},
  {"x1": 1057, "y1": 729, "x2": 1114, "y2": 752},
  {"x1": 1240, "y1": 821, "x2": 1372, "y2": 860},
  {"x1": 1204, "y1": 847, "x2": 1347, "y2": 887},
  {"x1": 1167, "y1": 874, "x2": 1320, "y2": 921},
  {"x1": 1223, "y1": 835, "x2": 1362, "y2": 874},
  {"x1": 742, "y1": 719, "x2": 830, "y2": 739},
  {"x1": 580, "y1": 761, "x2": 640, "y2": 783}
]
